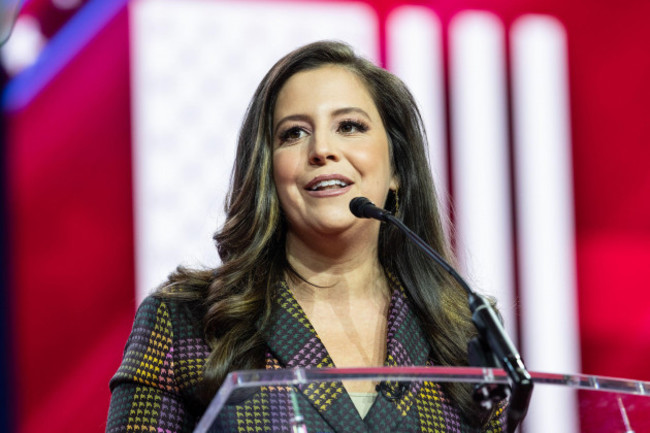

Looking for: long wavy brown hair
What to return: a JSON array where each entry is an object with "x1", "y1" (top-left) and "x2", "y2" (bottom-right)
[{"x1": 161, "y1": 40, "x2": 491, "y2": 426}]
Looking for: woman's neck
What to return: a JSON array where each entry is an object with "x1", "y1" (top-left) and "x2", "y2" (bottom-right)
[{"x1": 284, "y1": 229, "x2": 389, "y2": 302}]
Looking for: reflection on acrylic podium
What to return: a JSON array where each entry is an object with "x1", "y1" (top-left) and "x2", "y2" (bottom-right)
[{"x1": 193, "y1": 366, "x2": 650, "y2": 433}]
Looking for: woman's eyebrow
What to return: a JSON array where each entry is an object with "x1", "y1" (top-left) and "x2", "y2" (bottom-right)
[
  {"x1": 273, "y1": 114, "x2": 310, "y2": 132},
  {"x1": 331, "y1": 107, "x2": 371, "y2": 119}
]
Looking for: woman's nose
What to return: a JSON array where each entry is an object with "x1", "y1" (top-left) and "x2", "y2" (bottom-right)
[{"x1": 308, "y1": 132, "x2": 340, "y2": 165}]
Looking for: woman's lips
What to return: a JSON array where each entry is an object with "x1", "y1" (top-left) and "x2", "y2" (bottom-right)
[
  {"x1": 306, "y1": 184, "x2": 353, "y2": 197},
  {"x1": 304, "y1": 174, "x2": 354, "y2": 197}
]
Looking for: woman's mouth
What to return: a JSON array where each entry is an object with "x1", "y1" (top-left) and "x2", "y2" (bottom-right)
[
  {"x1": 304, "y1": 175, "x2": 354, "y2": 197},
  {"x1": 309, "y1": 179, "x2": 349, "y2": 191}
]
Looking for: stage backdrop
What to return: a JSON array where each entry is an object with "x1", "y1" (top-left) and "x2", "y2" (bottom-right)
[{"x1": 2, "y1": 0, "x2": 650, "y2": 432}]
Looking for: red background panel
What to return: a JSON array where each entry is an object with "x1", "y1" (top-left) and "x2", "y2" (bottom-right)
[{"x1": 5, "y1": 8, "x2": 135, "y2": 433}]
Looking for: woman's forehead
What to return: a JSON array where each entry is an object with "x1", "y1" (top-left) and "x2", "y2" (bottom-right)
[{"x1": 273, "y1": 66, "x2": 378, "y2": 122}]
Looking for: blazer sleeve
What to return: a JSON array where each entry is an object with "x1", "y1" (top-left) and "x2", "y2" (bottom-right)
[{"x1": 106, "y1": 296, "x2": 205, "y2": 433}]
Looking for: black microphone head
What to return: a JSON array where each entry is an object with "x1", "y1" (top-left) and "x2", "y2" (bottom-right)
[{"x1": 349, "y1": 197, "x2": 372, "y2": 218}]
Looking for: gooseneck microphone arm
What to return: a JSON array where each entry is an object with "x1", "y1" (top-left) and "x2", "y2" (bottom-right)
[{"x1": 349, "y1": 197, "x2": 533, "y2": 433}]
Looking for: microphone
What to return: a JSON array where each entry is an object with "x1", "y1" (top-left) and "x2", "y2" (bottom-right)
[
  {"x1": 349, "y1": 197, "x2": 389, "y2": 221},
  {"x1": 349, "y1": 197, "x2": 532, "y2": 433}
]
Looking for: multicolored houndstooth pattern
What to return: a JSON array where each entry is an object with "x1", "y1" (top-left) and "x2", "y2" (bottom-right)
[{"x1": 107, "y1": 279, "x2": 505, "y2": 432}]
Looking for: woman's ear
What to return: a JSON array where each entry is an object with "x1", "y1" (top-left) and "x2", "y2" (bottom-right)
[{"x1": 389, "y1": 175, "x2": 399, "y2": 191}]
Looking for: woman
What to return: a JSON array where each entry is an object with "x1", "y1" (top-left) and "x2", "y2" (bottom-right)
[{"x1": 106, "y1": 40, "x2": 504, "y2": 432}]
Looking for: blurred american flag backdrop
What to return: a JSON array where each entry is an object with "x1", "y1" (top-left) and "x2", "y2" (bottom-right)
[{"x1": 1, "y1": 0, "x2": 649, "y2": 432}]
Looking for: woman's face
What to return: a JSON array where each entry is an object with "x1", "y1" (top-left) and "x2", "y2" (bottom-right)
[{"x1": 272, "y1": 65, "x2": 397, "y2": 240}]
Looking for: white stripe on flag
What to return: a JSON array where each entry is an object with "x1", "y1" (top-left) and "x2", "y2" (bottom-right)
[
  {"x1": 448, "y1": 11, "x2": 518, "y2": 338},
  {"x1": 511, "y1": 14, "x2": 580, "y2": 433}
]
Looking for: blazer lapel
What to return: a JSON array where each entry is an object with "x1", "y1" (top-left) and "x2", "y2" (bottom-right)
[
  {"x1": 363, "y1": 274, "x2": 432, "y2": 433},
  {"x1": 263, "y1": 282, "x2": 368, "y2": 433}
]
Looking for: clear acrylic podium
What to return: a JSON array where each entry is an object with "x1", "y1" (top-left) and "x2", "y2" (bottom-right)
[{"x1": 194, "y1": 366, "x2": 650, "y2": 432}]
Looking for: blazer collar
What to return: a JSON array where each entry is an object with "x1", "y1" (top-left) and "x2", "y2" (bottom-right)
[{"x1": 263, "y1": 276, "x2": 432, "y2": 432}]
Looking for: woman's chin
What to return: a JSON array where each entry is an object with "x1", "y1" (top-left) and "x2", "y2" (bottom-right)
[{"x1": 310, "y1": 215, "x2": 378, "y2": 238}]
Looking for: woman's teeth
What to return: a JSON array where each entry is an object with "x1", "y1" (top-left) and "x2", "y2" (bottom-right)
[{"x1": 311, "y1": 179, "x2": 348, "y2": 191}]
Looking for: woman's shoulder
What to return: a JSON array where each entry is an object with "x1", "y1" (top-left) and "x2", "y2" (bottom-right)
[
  {"x1": 119, "y1": 290, "x2": 210, "y2": 383},
  {"x1": 139, "y1": 266, "x2": 213, "y2": 330},
  {"x1": 109, "y1": 289, "x2": 211, "y2": 422},
  {"x1": 134, "y1": 290, "x2": 206, "y2": 338}
]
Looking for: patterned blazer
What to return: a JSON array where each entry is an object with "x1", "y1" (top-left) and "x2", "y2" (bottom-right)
[{"x1": 106, "y1": 278, "x2": 505, "y2": 433}]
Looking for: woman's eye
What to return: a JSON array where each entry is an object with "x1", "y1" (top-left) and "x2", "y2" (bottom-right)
[
  {"x1": 338, "y1": 120, "x2": 368, "y2": 134},
  {"x1": 279, "y1": 126, "x2": 307, "y2": 144}
]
